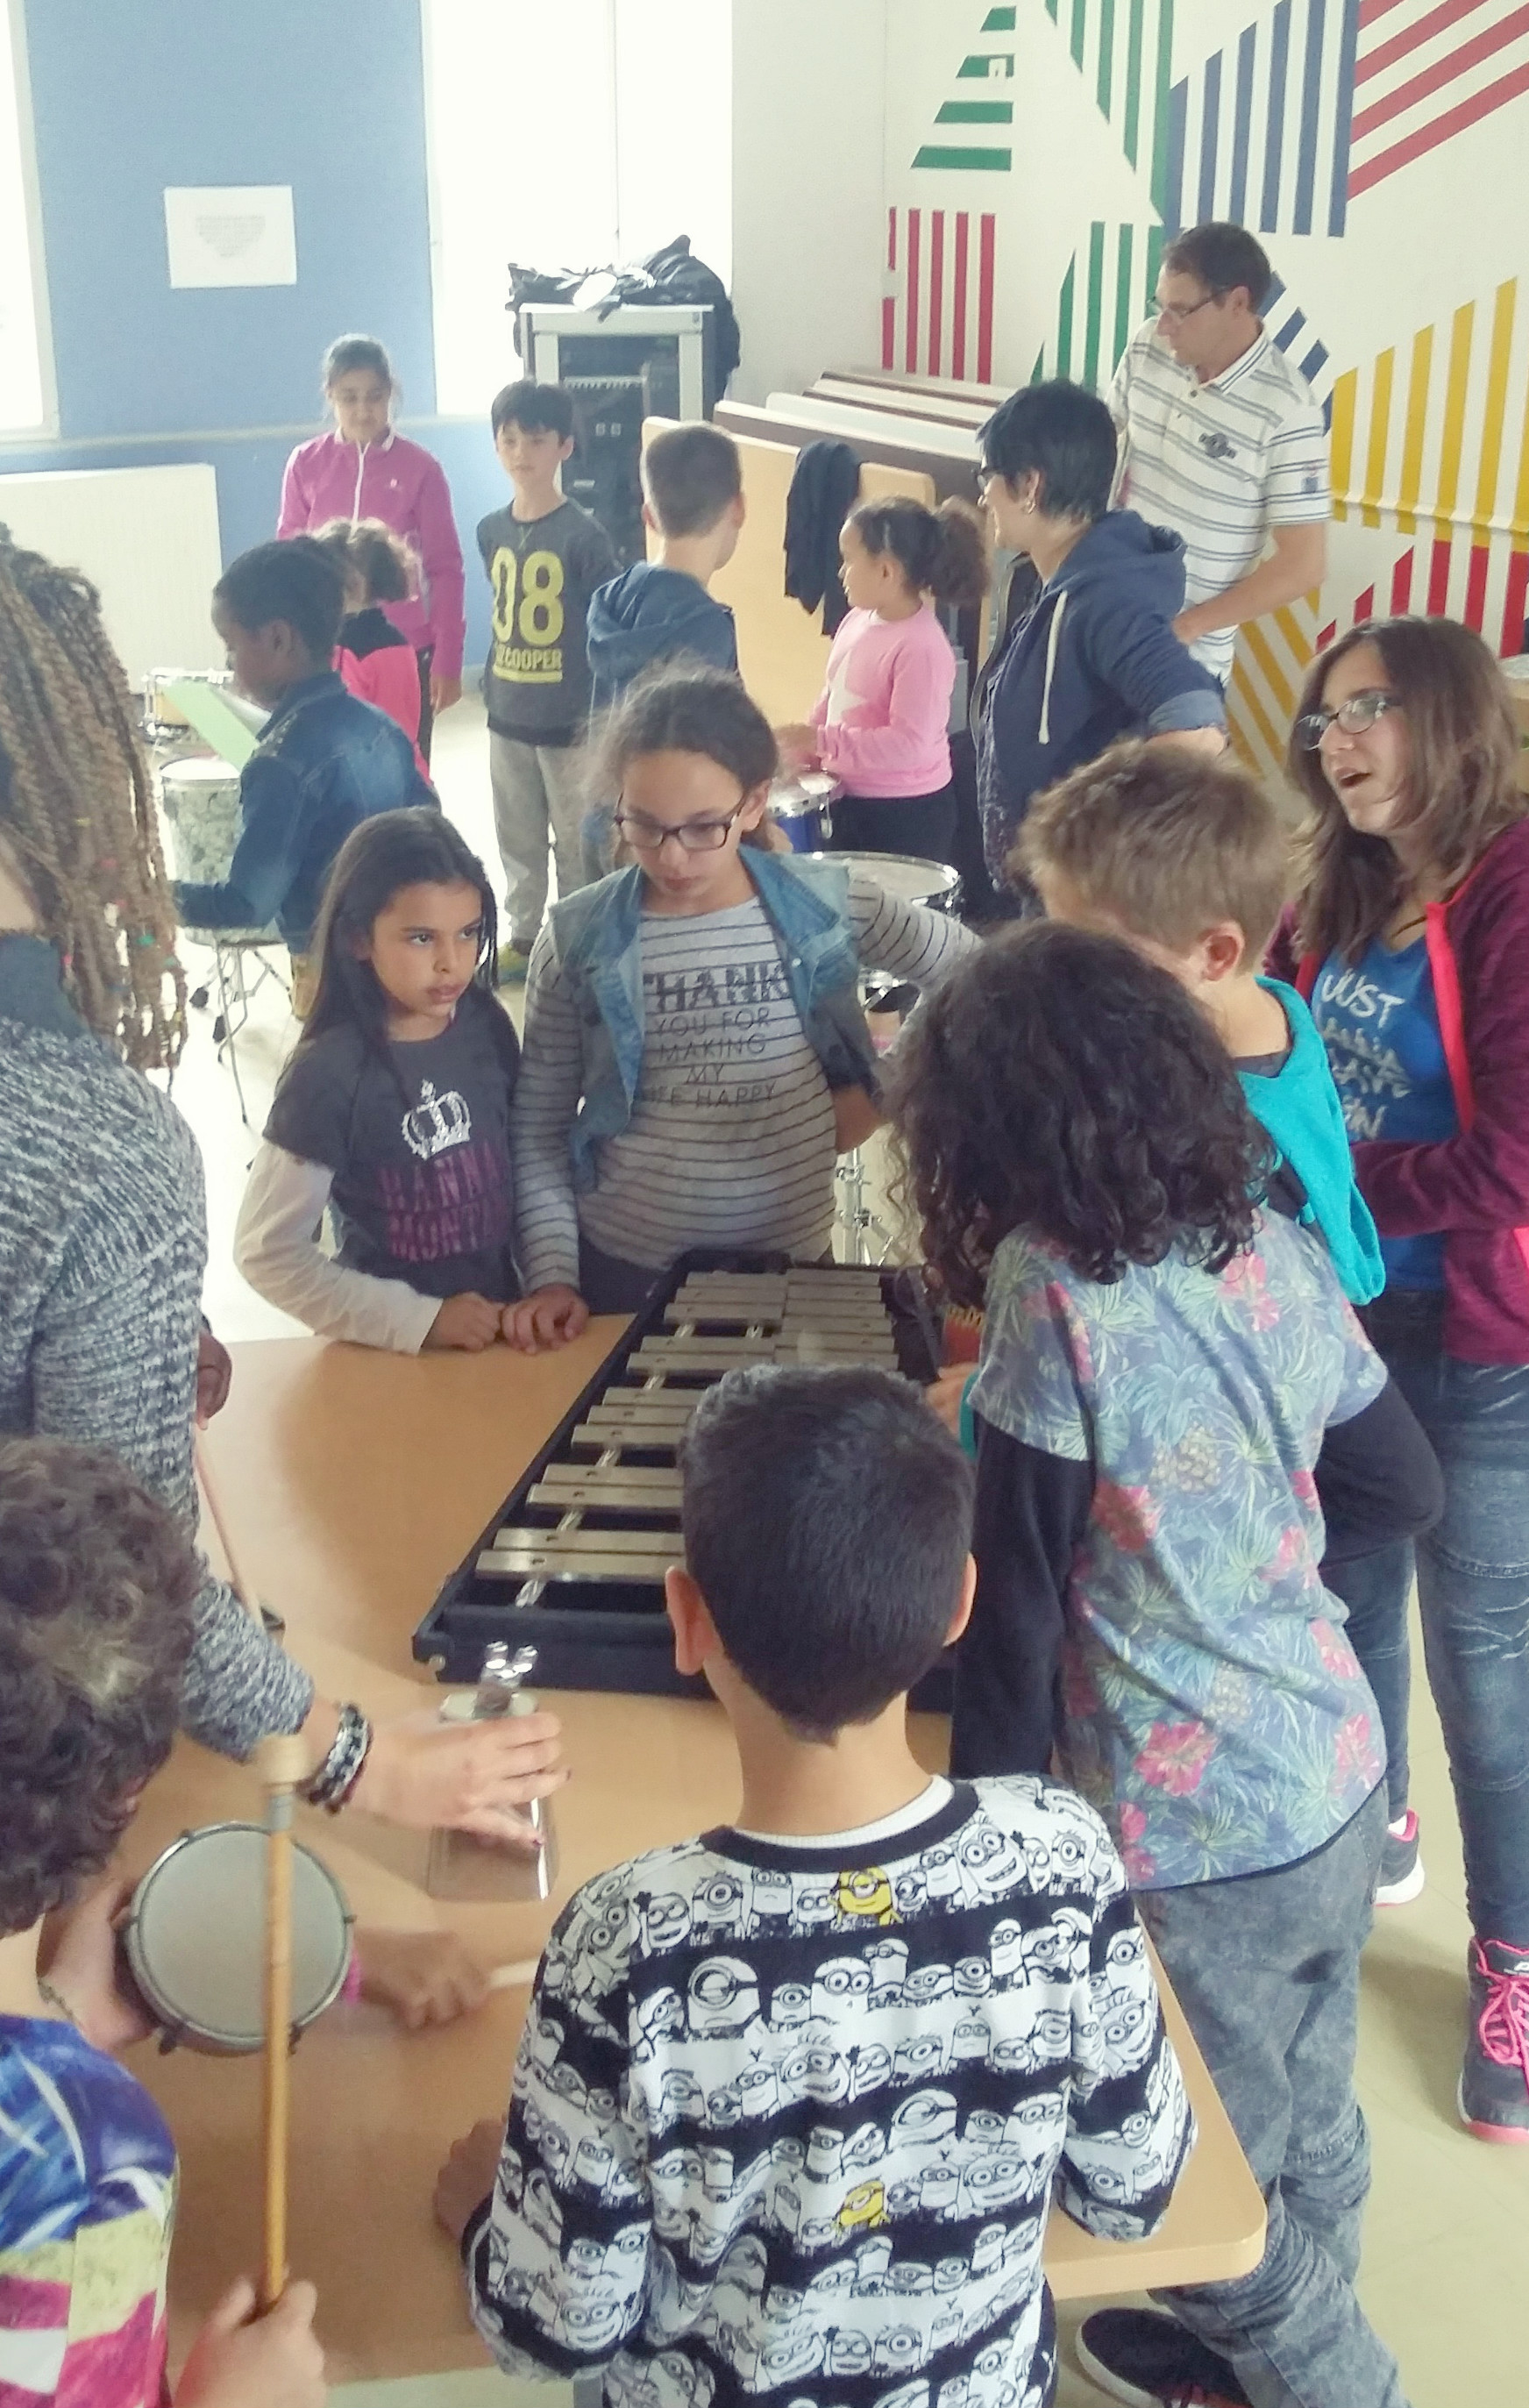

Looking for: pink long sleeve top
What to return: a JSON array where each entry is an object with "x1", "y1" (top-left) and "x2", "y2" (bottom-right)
[
  {"x1": 276, "y1": 428, "x2": 466, "y2": 680},
  {"x1": 808, "y1": 604, "x2": 957, "y2": 796}
]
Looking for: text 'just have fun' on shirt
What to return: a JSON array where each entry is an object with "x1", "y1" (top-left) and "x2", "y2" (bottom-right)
[
  {"x1": 463, "y1": 1777, "x2": 1191, "y2": 2408},
  {"x1": 511, "y1": 871, "x2": 975, "y2": 1287}
]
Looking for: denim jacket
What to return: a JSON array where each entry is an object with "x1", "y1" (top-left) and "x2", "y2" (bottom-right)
[
  {"x1": 174, "y1": 671, "x2": 437, "y2": 951},
  {"x1": 549, "y1": 847, "x2": 877, "y2": 1193}
]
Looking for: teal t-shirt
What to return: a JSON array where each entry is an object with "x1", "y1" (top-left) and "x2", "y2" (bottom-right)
[{"x1": 1240, "y1": 978, "x2": 1385, "y2": 1306}]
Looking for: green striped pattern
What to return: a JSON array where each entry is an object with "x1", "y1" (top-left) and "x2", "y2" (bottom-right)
[
  {"x1": 1033, "y1": 220, "x2": 1159, "y2": 390},
  {"x1": 915, "y1": 0, "x2": 1177, "y2": 182}
]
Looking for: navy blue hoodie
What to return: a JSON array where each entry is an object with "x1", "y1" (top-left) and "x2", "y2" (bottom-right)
[
  {"x1": 586, "y1": 563, "x2": 738, "y2": 716},
  {"x1": 976, "y1": 509, "x2": 1226, "y2": 880}
]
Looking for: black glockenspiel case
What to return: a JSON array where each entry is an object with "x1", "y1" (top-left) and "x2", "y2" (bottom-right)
[{"x1": 412, "y1": 1250, "x2": 953, "y2": 1709}]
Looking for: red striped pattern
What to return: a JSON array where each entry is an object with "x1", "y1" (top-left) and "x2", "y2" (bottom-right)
[
  {"x1": 1348, "y1": 0, "x2": 1529, "y2": 196},
  {"x1": 1502, "y1": 550, "x2": 1529, "y2": 652},
  {"x1": 885, "y1": 210, "x2": 997, "y2": 387}
]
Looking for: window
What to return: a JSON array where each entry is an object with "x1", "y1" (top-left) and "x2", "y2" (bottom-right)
[
  {"x1": 0, "y1": 0, "x2": 49, "y2": 432},
  {"x1": 423, "y1": 0, "x2": 731, "y2": 416}
]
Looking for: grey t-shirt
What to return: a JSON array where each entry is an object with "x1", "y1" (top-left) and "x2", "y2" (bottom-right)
[
  {"x1": 476, "y1": 500, "x2": 621, "y2": 744},
  {"x1": 512, "y1": 871, "x2": 977, "y2": 1286}
]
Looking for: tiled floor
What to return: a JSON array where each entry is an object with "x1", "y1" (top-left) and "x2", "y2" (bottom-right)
[{"x1": 160, "y1": 700, "x2": 1527, "y2": 2404}]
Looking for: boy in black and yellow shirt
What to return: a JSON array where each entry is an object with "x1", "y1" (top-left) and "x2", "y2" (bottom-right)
[{"x1": 477, "y1": 380, "x2": 619, "y2": 975}]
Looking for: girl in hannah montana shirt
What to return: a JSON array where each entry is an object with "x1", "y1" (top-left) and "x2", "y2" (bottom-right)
[{"x1": 237, "y1": 809, "x2": 522, "y2": 1353}]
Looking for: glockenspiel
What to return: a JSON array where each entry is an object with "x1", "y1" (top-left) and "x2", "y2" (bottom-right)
[{"x1": 412, "y1": 1251, "x2": 949, "y2": 1702}]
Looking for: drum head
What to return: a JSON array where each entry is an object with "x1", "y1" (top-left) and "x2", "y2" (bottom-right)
[
  {"x1": 160, "y1": 756, "x2": 240, "y2": 795},
  {"x1": 805, "y1": 851, "x2": 962, "y2": 908},
  {"x1": 125, "y1": 1823, "x2": 352, "y2": 2053}
]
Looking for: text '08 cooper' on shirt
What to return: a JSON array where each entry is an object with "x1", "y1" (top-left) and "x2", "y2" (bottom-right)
[
  {"x1": 511, "y1": 870, "x2": 977, "y2": 1290},
  {"x1": 462, "y1": 1777, "x2": 1192, "y2": 2408},
  {"x1": 476, "y1": 500, "x2": 622, "y2": 745},
  {"x1": 1108, "y1": 319, "x2": 1329, "y2": 685}
]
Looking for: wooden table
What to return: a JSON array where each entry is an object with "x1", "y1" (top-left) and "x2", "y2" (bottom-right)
[{"x1": 138, "y1": 1333, "x2": 1264, "y2": 2383}]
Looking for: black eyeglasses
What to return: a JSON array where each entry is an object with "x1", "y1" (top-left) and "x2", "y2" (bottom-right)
[
  {"x1": 615, "y1": 802, "x2": 746, "y2": 854},
  {"x1": 1155, "y1": 288, "x2": 1227, "y2": 324},
  {"x1": 1293, "y1": 692, "x2": 1402, "y2": 750}
]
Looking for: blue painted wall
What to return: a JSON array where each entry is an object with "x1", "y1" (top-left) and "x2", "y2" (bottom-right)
[{"x1": 4, "y1": 0, "x2": 504, "y2": 658}]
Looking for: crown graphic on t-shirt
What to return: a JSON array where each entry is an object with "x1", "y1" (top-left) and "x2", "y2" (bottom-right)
[{"x1": 402, "y1": 1080, "x2": 472, "y2": 1160}]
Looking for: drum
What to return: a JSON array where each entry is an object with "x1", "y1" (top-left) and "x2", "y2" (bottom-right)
[
  {"x1": 767, "y1": 772, "x2": 838, "y2": 851},
  {"x1": 805, "y1": 850, "x2": 963, "y2": 914},
  {"x1": 121, "y1": 1822, "x2": 353, "y2": 2055},
  {"x1": 143, "y1": 666, "x2": 233, "y2": 739},
  {"x1": 159, "y1": 757, "x2": 279, "y2": 943}
]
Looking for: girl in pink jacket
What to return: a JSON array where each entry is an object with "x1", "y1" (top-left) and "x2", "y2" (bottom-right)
[
  {"x1": 315, "y1": 517, "x2": 432, "y2": 781},
  {"x1": 777, "y1": 496, "x2": 987, "y2": 867},
  {"x1": 277, "y1": 335, "x2": 466, "y2": 759}
]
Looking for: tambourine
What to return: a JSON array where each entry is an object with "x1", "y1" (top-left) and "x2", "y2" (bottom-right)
[{"x1": 121, "y1": 1822, "x2": 352, "y2": 2056}]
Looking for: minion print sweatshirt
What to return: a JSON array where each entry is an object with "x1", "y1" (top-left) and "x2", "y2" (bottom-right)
[{"x1": 463, "y1": 1774, "x2": 1191, "y2": 2408}]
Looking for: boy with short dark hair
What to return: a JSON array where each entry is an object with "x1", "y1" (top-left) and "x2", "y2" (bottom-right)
[
  {"x1": 435, "y1": 1364, "x2": 1192, "y2": 2408},
  {"x1": 478, "y1": 379, "x2": 621, "y2": 976},
  {"x1": 0, "y1": 1437, "x2": 327, "y2": 2406},
  {"x1": 587, "y1": 422, "x2": 743, "y2": 716}
]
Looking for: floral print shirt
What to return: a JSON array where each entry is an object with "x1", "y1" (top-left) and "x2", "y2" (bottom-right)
[{"x1": 969, "y1": 1213, "x2": 1386, "y2": 1890}]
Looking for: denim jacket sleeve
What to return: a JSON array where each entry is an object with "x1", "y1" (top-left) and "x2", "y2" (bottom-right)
[{"x1": 174, "y1": 752, "x2": 304, "y2": 931}]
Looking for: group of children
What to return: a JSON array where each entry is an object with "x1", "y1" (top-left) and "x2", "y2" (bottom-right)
[{"x1": 8, "y1": 324, "x2": 1529, "y2": 2408}]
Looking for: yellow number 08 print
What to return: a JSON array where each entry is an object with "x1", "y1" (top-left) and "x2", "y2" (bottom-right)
[{"x1": 491, "y1": 549, "x2": 565, "y2": 648}]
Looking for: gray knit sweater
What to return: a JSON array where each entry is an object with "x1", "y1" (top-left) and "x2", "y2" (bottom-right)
[{"x1": 0, "y1": 937, "x2": 314, "y2": 1756}]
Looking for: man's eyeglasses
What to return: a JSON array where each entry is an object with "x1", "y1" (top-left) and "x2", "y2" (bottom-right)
[
  {"x1": 615, "y1": 803, "x2": 746, "y2": 854},
  {"x1": 1155, "y1": 288, "x2": 1227, "y2": 325},
  {"x1": 1293, "y1": 691, "x2": 1402, "y2": 750}
]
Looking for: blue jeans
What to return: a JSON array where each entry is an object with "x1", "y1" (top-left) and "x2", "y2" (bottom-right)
[
  {"x1": 1141, "y1": 1785, "x2": 1405, "y2": 2408},
  {"x1": 1365, "y1": 1289, "x2": 1529, "y2": 1946},
  {"x1": 1323, "y1": 1545, "x2": 1412, "y2": 1820}
]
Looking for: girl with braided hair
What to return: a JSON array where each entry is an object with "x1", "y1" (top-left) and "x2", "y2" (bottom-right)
[
  {"x1": 0, "y1": 528, "x2": 567, "y2": 1939},
  {"x1": 0, "y1": 527, "x2": 185, "y2": 1069}
]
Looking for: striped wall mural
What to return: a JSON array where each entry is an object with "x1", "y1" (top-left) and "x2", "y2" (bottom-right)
[
  {"x1": 892, "y1": 0, "x2": 1529, "y2": 774},
  {"x1": 882, "y1": 207, "x2": 998, "y2": 381},
  {"x1": 1326, "y1": 275, "x2": 1529, "y2": 654}
]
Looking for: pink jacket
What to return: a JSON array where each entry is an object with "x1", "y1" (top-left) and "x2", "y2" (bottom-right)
[
  {"x1": 809, "y1": 605, "x2": 957, "y2": 797},
  {"x1": 276, "y1": 430, "x2": 466, "y2": 680},
  {"x1": 335, "y1": 645, "x2": 430, "y2": 781}
]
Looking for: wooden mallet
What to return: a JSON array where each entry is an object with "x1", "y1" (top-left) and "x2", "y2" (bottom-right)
[{"x1": 257, "y1": 1733, "x2": 307, "y2": 2311}]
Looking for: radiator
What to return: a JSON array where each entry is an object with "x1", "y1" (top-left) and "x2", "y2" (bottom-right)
[{"x1": 0, "y1": 462, "x2": 224, "y2": 685}]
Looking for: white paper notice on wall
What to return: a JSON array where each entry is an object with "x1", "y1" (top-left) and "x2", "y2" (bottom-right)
[{"x1": 163, "y1": 185, "x2": 297, "y2": 289}]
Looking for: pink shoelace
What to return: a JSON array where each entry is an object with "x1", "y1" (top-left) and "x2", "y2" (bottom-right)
[{"x1": 1472, "y1": 1937, "x2": 1529, "y2": 2078}]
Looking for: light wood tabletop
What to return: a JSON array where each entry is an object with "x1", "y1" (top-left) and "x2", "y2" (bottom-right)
[{"x1": 132, "y1": 1333, "x2": 1263, "y2": 2383}]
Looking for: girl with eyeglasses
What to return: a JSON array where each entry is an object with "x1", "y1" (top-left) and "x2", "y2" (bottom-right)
[
  {"x1": 506, "y1": 664, "x2": 977, "y2": 1335},
  {"x1": 1277, "y1": 613, "x2": 1529, "y2": 2142}
]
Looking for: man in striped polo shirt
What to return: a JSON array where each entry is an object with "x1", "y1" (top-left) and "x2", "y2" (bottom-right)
[{"x1": 1109, "y1": 221, "x2": 1328, "y2": 686}]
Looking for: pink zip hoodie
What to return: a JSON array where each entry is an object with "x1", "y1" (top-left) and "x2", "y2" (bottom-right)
[{"x1": 276, "y1": 429, "x2": 466, "y2": 680}]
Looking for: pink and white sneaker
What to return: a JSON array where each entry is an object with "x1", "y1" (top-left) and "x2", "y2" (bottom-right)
[{"x1": 1460, "y1": 1936, "x2": 1529, "y2": 2142}]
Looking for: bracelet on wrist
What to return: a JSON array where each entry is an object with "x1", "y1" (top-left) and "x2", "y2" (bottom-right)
[{"x1": 301, "y1": 1703, "x2": 373, "y2": 1813}]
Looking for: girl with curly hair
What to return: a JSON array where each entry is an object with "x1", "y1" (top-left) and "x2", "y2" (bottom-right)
[{"x1": 888, "y1": 919, "x2": 1436, "y2": 2408}]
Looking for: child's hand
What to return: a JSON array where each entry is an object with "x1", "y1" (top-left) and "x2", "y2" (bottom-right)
[
  {"x1": 430, "y1": 673, "x2": 463, "y2": 716},
  {"x1": 354, "y1": 1927, "x2": 489, "y2": 2030},
  {"x1": 39, "y1": 1878, "x2": 153, "y2": 2055},
  {"x1": 925, "y1": 1367, "x2": 971, "y2": 1438},
  {"x1": 175, "y1": 2276, "x2": 326, "y2": 2408},
  {"x1": 423, "y1": 1292, "x2": 502, "y2": 1351},
  {"x1": 434, "y1": 2118, "x2": 505, "y2": 2246},
  {"x1": 501, "y1": 1285, "x2": 591, "y2": 1352},
  {"x1": 351, "y1": 1705, "x2": 568, "y2": 1838},
  {"x1": 195, "y1": 1327, "x2": 234, "y2": 1425},
  {"x1": 774, "y1": 722, "x2": 821, "y2": 769}
]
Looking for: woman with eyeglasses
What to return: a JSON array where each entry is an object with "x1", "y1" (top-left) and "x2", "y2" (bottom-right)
[
  {"x1": 505, "y1": 664, "x2": 977, "y2": 1335},
  {"x1": 1278, "y1": 613, "x2": 1529, "y2": 2143}
]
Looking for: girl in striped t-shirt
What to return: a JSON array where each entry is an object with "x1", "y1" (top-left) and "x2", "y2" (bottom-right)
[{"x1": 506, "y1": 665, "x2": 975, "y2": 1338}]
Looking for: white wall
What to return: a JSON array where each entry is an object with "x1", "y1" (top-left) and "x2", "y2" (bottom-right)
[{"x1": 729, "y1": 0, "x2": 887, "y2": 403}]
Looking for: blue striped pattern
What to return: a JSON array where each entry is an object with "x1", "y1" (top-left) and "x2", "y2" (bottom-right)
[{"x1": 1163, "y1": 0, "x2": 1360, "y2": 240}]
